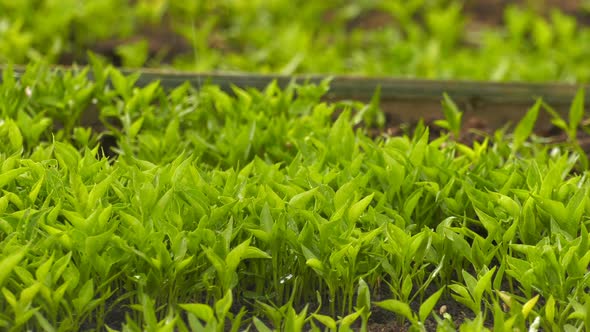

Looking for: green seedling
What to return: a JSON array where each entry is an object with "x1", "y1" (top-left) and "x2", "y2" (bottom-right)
[
  {"x1": 2, "y1": 64, "x2": 590, "y2": 331},
  {"x1": 542, "y1": 88, "x2": 588, "y2": 169},
  {"x1": 375, "y1": 286, "x2": 445, "y2": 331},
  {"x1": 434, "y1": 93, "x2": 463, "y2": 138}
]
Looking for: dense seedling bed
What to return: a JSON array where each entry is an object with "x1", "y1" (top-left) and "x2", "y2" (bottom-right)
[
  {"x1": 1, "y1": 64, "x2": 590, "y2": 331},
  {"x1": 3, "y1": 1, "x2": 590, "y2": 331}
]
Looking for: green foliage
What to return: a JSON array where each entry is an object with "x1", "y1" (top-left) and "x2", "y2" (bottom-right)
[
  {"x1": 434, "y1": 93, "x2": 463, "y2": 138},
  {"x1": 1, "y1": 65, "x2": 590, "y2": 331},
  {"x1": 2, "y1": 1, "x2": 590, "y2": 81},
  {"x1": 543, "y1": 88, "x2": 588, "y2": 169}
]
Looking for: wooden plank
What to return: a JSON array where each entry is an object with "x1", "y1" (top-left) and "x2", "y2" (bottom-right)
[
  {"x1": 3, "y1": 66, "x2": 586, "y2": 104},
  {"x1": 122, "y1": 68, "x2": 588, "y2": 106}
]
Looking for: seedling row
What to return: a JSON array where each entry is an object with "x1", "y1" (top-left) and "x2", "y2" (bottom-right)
[
  {"x1": 1, "y1": 63, "x2": 590, "y2": 331},
  {"x1": 5, "y1": 65, "x2": 589, "y2": 136}
]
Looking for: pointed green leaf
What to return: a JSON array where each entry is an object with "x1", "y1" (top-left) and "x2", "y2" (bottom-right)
[
  {"x1": 545, "y1": 295, "x2": 555, "y2": 323},
  {"x1": 253, "y1": 317, "x2": 273, "y2": 332},
  {"x1": 409, "y1": 129, "x2": 429, "y2": 166},
  {"x1": 215, "y1": 290, "x2": 233, "y2": 322},
  {"x1": 0, "y1": 248, "x2": 27, "y2": 287},
  {"x1": 419, "y1": 287, "x2": 445, "y2": 322},
  {"x1": 403, "y1": 188, "x2": 423, "y2": 219},
  {"x1": 474, "y1": 267, "x2": 497, "y2": 304},
  {"x1": 289, "y1": 187, "x2": 318, "y2": 209},
  {"x1": 522, "y1": 294, "x2": 539, "y2": 319},
  {"x1": 568, "y1": 88, "x2": 585, "y2": 139},
  {"x1": 0, "y1": 168, "x2": 28, "y2": 189},
  {"x1": 513, "y1": 99, "x2": 541, "y2": 152},
  {"x1": 532, "y1": 195, "x2": 567, "y2": 226},
  {"x1": 74, "y1": 279, "x2": 94, "y2": 311},
  {"x1": 179, "y1": 304, "x2": 214, "y2": 323},
  {"x1": 340, "y1": 310, "x2": 362, "y2": 329},
  {"x1": 474, "y1": 208, "x2": 499, "y2": 239},
  {"x1": 334, "y1": 181, "x2": 356, "y2": 210},
  {"x1": 375, "y1": 300, "x2": 415, "y2": 324},
  {"x1": 312, "y1": 314, "x2": 336, "y2": 330},
  {"x1": 348, "y1": 193, "x2": 374, "y2": 223},
  {"x1": 356, "y1": 278, "x2": 371, "y2": 314},
  {"x1": 441, "y1": 93, "x2": 463, "y2": 137}
]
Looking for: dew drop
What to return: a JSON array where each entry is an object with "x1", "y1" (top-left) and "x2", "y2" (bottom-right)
[{"x1": 279, "y1": 273, "x2": 293, "y2": 284}]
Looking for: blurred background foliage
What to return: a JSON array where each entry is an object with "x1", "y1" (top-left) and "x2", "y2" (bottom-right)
[{"x1": 1, "y1": 0, "x2": 590, "y2": 81}]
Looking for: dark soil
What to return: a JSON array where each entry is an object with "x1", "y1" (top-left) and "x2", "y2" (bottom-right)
[
  {"x1": 93, "y1": 285, "x2": 479, "y2": 331},
  {"x1": 465, "y1": 0, "x2": 588, "y2": 25}
]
